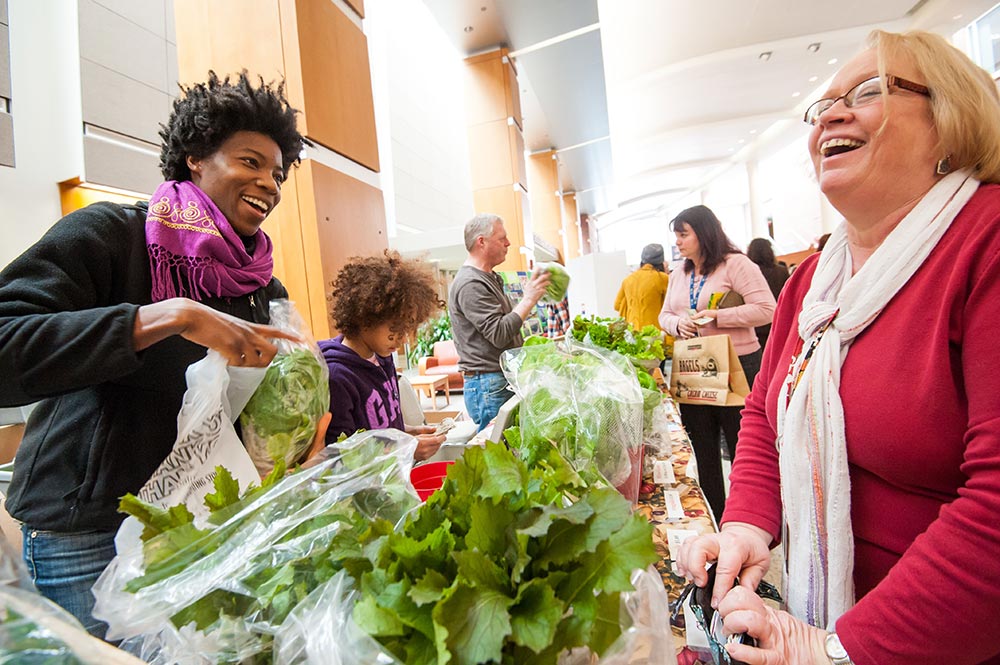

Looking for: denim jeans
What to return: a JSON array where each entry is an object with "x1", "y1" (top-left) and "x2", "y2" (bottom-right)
[
  {"x1": 464, "y1": 372, "x2": 514, "y2": 431},
  {"x1": 21, "y1": 524, "x2": 117, "y2": 639}
]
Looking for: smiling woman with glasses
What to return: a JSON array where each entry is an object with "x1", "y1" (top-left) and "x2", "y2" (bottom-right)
[{"x1": 676, "y1": 29, "x2": 1000, "y2": 665}]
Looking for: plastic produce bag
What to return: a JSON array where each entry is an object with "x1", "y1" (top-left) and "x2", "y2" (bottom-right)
[
  {"x1": 501, "y1": 337, "x2": 643, "y2": 489},
  {"x1": 279, "y1": 566, "x2": 675, "y2": 665},
  {"x1": 535, "y1": 261, "x2": 571, "y2": 303},
  {"x1": 0, "y1": 586, "x2": 146, "y2": 664},
  {"x1": 92, "y1": 430, "x2": 419, "y2": 665},
  {"x1": 240, "y1": 299, "x2": 330, "y2": 475}
]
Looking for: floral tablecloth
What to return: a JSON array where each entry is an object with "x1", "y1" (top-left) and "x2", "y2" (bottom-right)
[{"x1": 637, "y1": 396, "x2": 716, "y2": 664}]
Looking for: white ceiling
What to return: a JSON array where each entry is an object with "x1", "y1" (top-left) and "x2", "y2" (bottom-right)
[{"x1": 421, "y1": 0, "x2": 997, "y2": 224}]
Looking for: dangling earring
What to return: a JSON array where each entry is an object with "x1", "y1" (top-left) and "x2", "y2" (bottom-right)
[{"x1": 935, "y1": 155, "x2": 952, "y2": 175}]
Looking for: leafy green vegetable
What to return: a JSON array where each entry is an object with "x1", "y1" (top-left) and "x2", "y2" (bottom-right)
[
  {"x1": 537, "y1": 263, "x2": 571, "y2": 303},
  {"x1": 571, "y1": 316, "x2": 665, "y2": 362},
  {"x1": 115, "y1": 433, "x2": 418, "y2": 664},
  {"x1": 354, "y1": 442, "x2": 658, "y2": 665},
  {"x1": 0, "y1": 605, "x2": 86, "y2": 664},
  {"x1": 240, "y1": 348, "x2": 330, "y2": 472}
]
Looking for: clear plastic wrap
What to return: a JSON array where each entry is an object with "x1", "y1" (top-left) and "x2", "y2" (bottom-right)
[
  {"x1": 501, "y1": 337, "x2": 643, "y2": 488},
  {"x1": 92, "y1": 429, "x2": 419, "y2": 664},
  {"x1": 282, "y1": 567, "x2": 675, "y2": 665},
  {"x1": 0, "y1": 586, "x2": 146, "y2": 664},
  {"x1": 240, "y1": 299, "x2": 331, "y2": 475}
]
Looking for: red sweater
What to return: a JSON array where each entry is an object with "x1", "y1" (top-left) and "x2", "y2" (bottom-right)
[{"x1": 724, "y1": 184, "x2": 1000, "y2": 665}]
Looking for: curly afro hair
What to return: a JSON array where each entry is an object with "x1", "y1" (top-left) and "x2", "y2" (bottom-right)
[
  {"x1": 159, "y1": 71, "x2": 304, "y2": 182},
  {"x1": 330, "y1": 251, "x2": 443, "y2": 338}
]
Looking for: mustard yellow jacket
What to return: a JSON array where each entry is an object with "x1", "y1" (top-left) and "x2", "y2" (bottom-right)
[{"x1": 614, "y1": 265, "x2": 674, "y2": 353}]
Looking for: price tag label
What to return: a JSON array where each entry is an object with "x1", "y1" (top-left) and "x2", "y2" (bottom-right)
[
  {"x1": 653, "y1": 459, "x2": 676, "y2": 485},
  {"x1": 663, "y1": 488, "x2": 684, "y2": 520}
]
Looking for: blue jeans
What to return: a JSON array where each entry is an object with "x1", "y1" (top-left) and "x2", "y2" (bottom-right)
[
  {"x1": 464, "y1": 372, "x2": 514, "y2": 431},
  {"x1": 22, "y1": 525, "x2": 117, "y2": 639}
]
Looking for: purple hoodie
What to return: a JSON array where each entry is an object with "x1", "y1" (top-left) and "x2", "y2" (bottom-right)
[{"x1": 319, "y1": 335, "x2": 403, "y2": 444}]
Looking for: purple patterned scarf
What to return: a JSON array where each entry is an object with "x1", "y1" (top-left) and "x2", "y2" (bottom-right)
[{"x1": 145, "y1": 180, "x2": 274, "y2": 302}]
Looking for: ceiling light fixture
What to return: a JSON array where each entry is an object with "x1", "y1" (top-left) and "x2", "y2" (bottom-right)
[
  {"x1": 749, "y1": 129, "x2": 757, "y2": 134},
  {"x1": 953, "y1": 14, "x2": 963, "y2": 20},
  {"x1": 738, "y1": 139, "x2": 745, "y2": 144},
  {"x1": 758, "y1": 51, "x2": 772, "y2": 61},
  {"x1": 808, "y1": 75, "x2": 818, "y2": 82},
  {"x1": 828, "y1": 58, "x2": 838, "y2": 65},
  {"x1": 807, "y1": 42, "x2": 821, "y2": 53},
  {"x1": 464, "y1": 25, "x2": 474, "y2": 33},
  {"x1": 792, "y1": 91, "x2": 801, "y2": 98}
]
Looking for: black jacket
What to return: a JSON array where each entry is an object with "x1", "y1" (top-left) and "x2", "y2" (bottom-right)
[{"x1": 0, "y1": 201, "x2": 286, "y2": 532}]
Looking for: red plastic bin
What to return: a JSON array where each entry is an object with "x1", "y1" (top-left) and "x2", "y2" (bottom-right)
[{"x1": 410, "y1": 461, "x2": 454, "y2": 501}]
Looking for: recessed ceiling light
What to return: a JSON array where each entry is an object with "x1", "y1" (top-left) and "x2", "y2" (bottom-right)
[
  {"x1": 808, "y1": 75, "x2": 818, "y2": 82},
  {"x1": 828, "y1": 58, "x2": 838, "y2": 65},
  {"x1": 749, "y1": 129, "x2": 757, "y2": 134},
  {"x1": 738, "y1": 139, "x2": 745, "y2": 144},
  {"x1": 953, "y1": 14, "x2": 963, "y2": 20},
  {"x1": 792, "y1": 91, "x2": 801, "y2": 98},
  {"x1": 464, "y1": 25, "x2": 474, "y2": 33},
  {"x1": 758, "y1": 51, "x2": 772, "y2": 61},
  {"x1": 728, "y1": 148, "x2": 735, "y2": 152},
  {"x1": 807, "y1": 42, "x2": 821, "y2": 53}
]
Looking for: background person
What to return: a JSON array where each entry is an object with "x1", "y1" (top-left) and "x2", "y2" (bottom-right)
[
  {"x1": 678, "y1": 30, "x2": 1000, "y2": 665},
  {"x1": 0, "y1": 73, "x2": 305, "y2": 636},
  {"x1": 746, "y1": 237, "x2": 790, "y2": 348},
  {"x1": 658, "y1": 205, "x2": 775, "y2": 522},
  {"x1": 448, "y1": 213, "x2": 550, "y2": 430},
  {"x1": 614, "y1": 242, "x2": 673, "y2": 357},
  {"x1": 319, "y1": 251, "x2": 446, "y2": 461}
]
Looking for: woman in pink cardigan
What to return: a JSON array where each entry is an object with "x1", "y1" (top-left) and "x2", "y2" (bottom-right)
[{"x1": 659, "y1": 205, "x2": 775, "y2": 521}]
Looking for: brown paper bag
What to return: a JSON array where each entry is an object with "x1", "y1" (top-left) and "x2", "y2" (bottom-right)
[{"x1": 670, "y1": 334, "x2": 750, "y2": 406}]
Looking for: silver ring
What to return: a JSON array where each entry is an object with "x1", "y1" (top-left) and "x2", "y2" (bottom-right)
[{"x1": 240, "y1": 353, "x2": 246, "y2": 361}]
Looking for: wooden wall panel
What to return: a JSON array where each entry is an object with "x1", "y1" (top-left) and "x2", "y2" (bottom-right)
[
  {"x1": 509, "y1": 123, "x2": 526, "y2": 190},
  {"x1": 464, "y1": 53, "x2": 507, "y2": 126},
  {"x1": 474, "y1": 186, "x2": 526, "y2": 272},
  {"x1": 308, "y1": 160, "x2": 389, "y2": 334},
  {"x1": 561, "y1": 194, "x2": 581, "y2": 260},
  {"x1": 343, "y1": 0, "x2": 364, "y2": 18},
  {"x1": 173, "y1": 0, "x2": 287, "y2": 87},
  {"x1": 527, "y1": 151, "x2": 563, "y2": 256},
  {"x1": 295, "y1": 0, "x2": 379, "y2": 171},
  {"x1": 503, "y1": 60, "x2": 522, "y2": 129},
  {"x1": 467, "y1": 119, "x2": 513, "y2": 190}
]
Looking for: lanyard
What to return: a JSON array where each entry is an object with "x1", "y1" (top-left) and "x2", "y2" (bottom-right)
[{"x1": 688, "y1": 273, "x2": 707, "y2": 310}]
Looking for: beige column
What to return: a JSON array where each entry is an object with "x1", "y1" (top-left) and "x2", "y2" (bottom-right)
[{"x1": 464, "y1": 48, "x2": 529, "y2": 272}]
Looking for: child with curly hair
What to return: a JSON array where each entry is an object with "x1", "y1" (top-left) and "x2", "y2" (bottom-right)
[{"x1": 320, "y1": 251, "x2": 446, "y2": 460}]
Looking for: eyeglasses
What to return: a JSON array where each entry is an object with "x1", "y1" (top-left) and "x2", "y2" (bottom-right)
[
  {"x1": 803, "y1": 75, "x2": 931, "y2": 125},
  {"x1": 670, "y1": 564, "x2": 783, "y2": 665}
]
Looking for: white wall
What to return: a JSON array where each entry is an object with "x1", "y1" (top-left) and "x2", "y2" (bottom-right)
[
  {"x1": 368, "y1": 0, "x2": 474, "y2": 263},
  {"x1": 0, "y1": 0, "x2": 83, "y2": 268},
  {"x1": 566, "y1": 251, "x2": 630, "y2": 319}
]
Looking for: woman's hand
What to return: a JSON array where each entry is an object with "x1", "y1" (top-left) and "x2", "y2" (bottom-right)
[
  {"x1": 677, "y1": 521, "x2": 772, "y2": 608},
  {"x1": 414, "y1": 433, "x2": 447, "y2": 461},
  {"x1": 693, "y1": 309, "x2": 719, "y2": 322},
  {"x1": 677, "y1": 315, "x2": 700, "y2": 339},
  {"x1": 718, "y1": 586, "x2": 829, "y2": 665},
  {"x1": 134, "y1": 298, "x2": 302, "y2": 366}
]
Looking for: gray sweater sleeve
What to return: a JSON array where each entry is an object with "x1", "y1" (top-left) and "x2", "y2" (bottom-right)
[{"x1": 454, "y1": 278, "x2": 523, "y2": 349}]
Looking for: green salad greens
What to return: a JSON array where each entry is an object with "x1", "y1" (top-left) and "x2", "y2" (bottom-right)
[
  {"x1": 240, "y1": 348, "x2": 330, "y2": 471},
  {"x1": 571, "y1": 316, "x2": 665, "y2": 362},
  {"x1": 537, "y1": 263, "x2": 571, "y2": 303},
  {"x1": 116, "y1": 432, "x2": 418, "y2": 664},
  {"x1": 0, "y1": 606, "x2": 85, "y2": 664},
  {"x1": 353, "y1": 442, "x2": 658, "y2": 665}
]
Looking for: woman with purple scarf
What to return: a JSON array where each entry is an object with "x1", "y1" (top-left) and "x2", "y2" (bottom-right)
[{"x1": 0, "y1": 72, "x2": 305, "y2": 638}]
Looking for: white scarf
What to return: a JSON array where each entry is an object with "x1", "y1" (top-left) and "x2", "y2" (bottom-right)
[{"x1": 776, "y1": 169, "x2": 979, "y2": 629}]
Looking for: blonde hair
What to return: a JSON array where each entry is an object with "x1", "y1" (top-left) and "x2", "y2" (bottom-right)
[{"x1": 870, "y1": 29, "x2": 1000, "y2": 183}]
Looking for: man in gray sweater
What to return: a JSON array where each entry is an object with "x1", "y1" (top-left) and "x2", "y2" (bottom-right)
[{"x1": 449, "y1": 213, "x2": 550, "y2": 430}]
